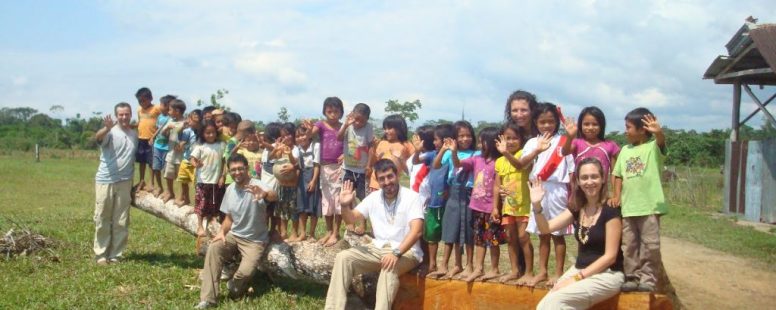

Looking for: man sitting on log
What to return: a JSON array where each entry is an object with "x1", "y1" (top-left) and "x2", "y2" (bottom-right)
[
  {"x1": 325, "y1": 159, "x2": 424, "y2": 310},
  {"x1": 195, "y1": 154, "x2": 278, "y2": 309}
]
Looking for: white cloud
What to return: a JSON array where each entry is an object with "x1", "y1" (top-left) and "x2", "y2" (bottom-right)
[
  {"x1": 11, "y1": 76, "x2": 28, "y2": 87},
  {"x1": 633, "y1": 88, "x2": 669, "y2": 107},
  {"x1": 233, "y1": 52, "x2": 308, "y2": 87}
]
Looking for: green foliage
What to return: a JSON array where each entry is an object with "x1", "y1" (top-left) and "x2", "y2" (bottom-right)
[
  {"x1": 421, "y1": 119, "x2": 453, "y2": 127},
  {"x1": 196, "y1": 88, "x2": 230, "y2": 111},
  {"x1": 384, "y1": 99, "x2": 422, "y2": 124},
  {"x1": 277, "y1": 107, "x2": 290, "y2": 123}
]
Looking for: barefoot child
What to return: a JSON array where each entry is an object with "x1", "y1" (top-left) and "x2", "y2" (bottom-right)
[
  {"x1": 610, "y1": 108, "x2": 668, "y2": 292},
  {"x1": 149, "y1": 95, "x2": 175, "y2": 197},
  {"x1": 232, "y1": 121, "x2": 262, "y2": 180},
  {"x1": 337, "y1": 103, "x2": 375, "y2": 234},
  {"x1": 302, "y1": 97, "x2": 344, "y2": 247},
  {"x1": 451, "y1": 127, "x2": 507, "y2": 282},
  {"x1": 419, "y1": 124, "x2": 454, "y2": 278},
  {"x1": 518, "y1": 102, "x2": 575, "y2": 286},
  {"x1": 134, "y1": 87, "x2": 158, "y2": 192},
  {"x1": 160, "y1": 99, "x2": 187, "y2": 202},
  {"x1": 434, "y1": 120, "x2": 477, "y2": 280},
  {"x1": 189, "y1": 121, "x2": 226, "y2": 237},
  {"x1": 174, "y1": 109, "x2": 201, "y2": 207},
  {"x1": 493, "y1": 122, "x2": 533, "y2": 284},
  {"x1": 293, "y1": 125, "x2": 321, "y2": 241},
  {"x1": 270, "y1": 122, "x2": 301, "y2": 240},
  {"x1": 368, "y1": 114, "x2": 415, "y2": 192}
]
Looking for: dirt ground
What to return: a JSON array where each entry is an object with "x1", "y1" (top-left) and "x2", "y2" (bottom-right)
[{"x1": 662, "y1": 236, "x2": 776, "y2": 309}]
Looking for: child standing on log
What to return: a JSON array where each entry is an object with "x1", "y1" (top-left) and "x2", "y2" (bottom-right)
[
  {"x1": 190, "y1": 120, "x2": 226, "y2": 237},
  {"x1": 609, "y1": 107, "x2": 668, "y2": 292},
  {"x1": 417, "y1": 124, "x2": 453, "y2": 278},
  {"x1": 292, "y1": 125, "x2": 321, "y2": 242},
  {"x1": 160, "y1": 99, "x2": 187, "y2": 202},
  {"x1": 270, "y1": 122, "x2": 301, "y2": 241},
  {"x1": 518, "y1": 102, "x2": 575, "y2": 287},
  {"x1": 148, "y1": 95, "x2": 175, "y2": 197},
  {"x1": 174, "y1": 109, "x2": 201, "y2": 207},
  {"x1": 337, "y1": 103, "x2": 375, "y2": 235}
]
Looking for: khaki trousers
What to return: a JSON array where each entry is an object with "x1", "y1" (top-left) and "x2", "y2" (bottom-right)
[
  {"x1": 200, "y1": 233, "x2": 266, "y2": 304},
  {"x1": 622, "y1": 214, "x2": 661, "y2": 286},
  {"x1": 93, "y1": 180, "x2": 132, "y2": 260},
  {"x1": 325, "y1": 243, "x2": 420, "y2": 310},
  {"x1": 537, "y1": 266, "x2": 625, "y2": 310}
]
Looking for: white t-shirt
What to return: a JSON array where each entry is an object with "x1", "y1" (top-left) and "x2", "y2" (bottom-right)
[
  {"x1": 95, "y1": 126, "x2": 138, "y2": 184},
  {"x1": 293, "y1": 142, "x2": 320, "y2": 169},
  {"x1": 521, "y1": 134, "x2": 575, "y2": 183},
  {"x1": 355, "y1": 187, "x2": 425, "y2": 261},
  {"x1": 190, "y1": 142, "x2": 226, "y2": 184}
]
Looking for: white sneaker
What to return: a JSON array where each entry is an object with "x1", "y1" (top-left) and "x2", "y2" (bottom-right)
[
  {"x1": 96, "y1": 258, "x2": 109, "y2": 266},
  {"x1": 193, "y1": 301, "x2": 216, "y2": 309}
]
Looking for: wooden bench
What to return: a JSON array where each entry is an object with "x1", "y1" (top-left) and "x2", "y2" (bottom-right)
[{"x1": 393, "y1": 274, "x2": 674, "y2": 309}]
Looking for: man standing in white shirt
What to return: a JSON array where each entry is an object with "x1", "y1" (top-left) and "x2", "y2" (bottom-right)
[{"x1": 324, "y1": 159, "x2": 424, "y2": 310}]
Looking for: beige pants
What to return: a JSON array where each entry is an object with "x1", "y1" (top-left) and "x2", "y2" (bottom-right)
[
  {"x1": 325, "y1": 243, "x2": 420, "y2": 310},
  {"x1": 200, "y1": 233, "x2": 266, "y2": 304},
  {"x1": 537, "y1": 266, "x2": 625, "y2": 310},
  {"x1": 622, "y1": 214, "x2": 661, "y2": 286},
  {"x1": 93, "y1": 180, "x2": 132, "y2": 260}
]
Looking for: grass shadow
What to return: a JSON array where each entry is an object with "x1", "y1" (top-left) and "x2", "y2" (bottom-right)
[{"x1": 124, "y1": 252, "x2": 202, "y2": 269}]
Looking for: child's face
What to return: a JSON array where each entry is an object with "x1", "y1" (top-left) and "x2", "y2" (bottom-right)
[
  {"x1": 243, "y1": 134, "x2": 260, "y2": 152},
  {"x1": 295, "y1": 131, "x2": 311, "y2": 147},
  {"x1": 581, "y1": 114, "x2": 601, "y2": 141},
  {"x1": 203, "y1": 112, "x2": 213, "y2": 122},
  {"x1": 536, "y1": 111, "x2": 557, "y2": 135},
  {"x1": 577, "y1": 163, "x2": 604, "y2": 198},
  {"x1": 188, "y1": 113, "x2": 201, "y2": 128},
  {"x1": 324, "y1": 106, "x2": 343, "y2": 122},
  {"x1": 433, "y1": 134, "x2": 444, "y2": 151},
  {"x1": 215, "y1": 115, "x2": 224, "y2": 129},
  {"x1": 510, "y1": 99, "x2": 531, "y2": 128},
  {"x1": 624, "y1": 120, "x2": 647, "y2": 145},
  {"x1": 280, "y1": 129, "x2": 295, "y2": 147},
  {"x1": 203, "y1": 126, "x2": 218, "y2": 143},
  {"x1": 139, "y1": 95, "x2": 153, "y2": 107},
  {"x1": 229, "y1": 124, "x2": 238, "y2": 136},
  {"x1": 170, "y1": 108, "x2": 182, "y2": 119},
  {"x1": 159, "y1": 103, "x2": 169, "y2": 115},
  {"x1": 352, "y1": 113, "x2": 368, "y2": 129},
  {"x1": 503, "y1": 128, "x2": 522, "y2": 153},
  {"x1": 456, "y1": 127, "x2": 473, "y2": 150},
  {"x1": 384, "y1": 127, "x2": 398, "y2": 142}
]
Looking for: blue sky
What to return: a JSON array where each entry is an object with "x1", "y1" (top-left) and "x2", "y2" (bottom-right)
[{"x1": 1, "y1": 0, "x2": 774, "y2": 131}]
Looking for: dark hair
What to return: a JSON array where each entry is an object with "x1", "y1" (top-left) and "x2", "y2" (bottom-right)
[
  {"x1": 159, "y1": 95, "x2": 177, "y2": 105},
  {"x1": 478, "y1": 127, "x2": 501, "y2": 160},
  {"x1": 353, "y1": 103, "x2": 371, "y2": 118},
  {"x1": 222, "y1": 112, "x2": 241, "y2": 127},
  {"x1": 576, "y1": 106, "x2": 607, "y2": 141},
  {"x1": 135, "y1": 87, "x2": 152, "y2": 100},
  {"x1": 501, "y1": 122, "x2": 526, "y2": 148},
  {"x1": 414, "y1": 125, "x2": 435, "y2": 152},
  {"x1": 323, "y1": 97, "x2": 344, "y2": 118},
  {"x1": 296, "y1": 125, "x2": 310, "y2": 135},
  {"x1": 382, "y1": 114, "x2": 408, "y2": 142},
  {"x1": 263, "y1": 122, "x2": 282, "y2": 143},
  {"x1": 189, "y1": 109, "x2": 202, "y2": 120},
  {"x1": 227, "y1": 153, "x2": 249, "y2": 168},
  {"x1": 453, "y1": 120, "x2": 477, "y2": 151},
  {"x1": 198, "y1": 120, "x2": 218, "y2": 143},
  {"x1": 532, "y1": 102, "x2": 561, "y2": 135},
  {"x1": 572, "y1": 157, "x2": 608, "y2": 212},
  {"x1": 373, "y1": 158, "x2": 398, "y2": 175},
  {"x1": 114, "y1": 102, "x2": 132, "y2": 115},
  {"x1": 625, "y1": 107, "x2": 653, "y2": 138},
  {"x1": 202, "y1": 106, "x2": 216, "y2": 116},
  {"x1": 170, "y1": 99, "x2": 187, "y2": 114},
  {"x1": 504, "y1": 90, "x2": 538, "y2": 128},
  {"x1": 434, "y1": 123, "x2": 455, "y2": 142},
  {"x1": 281, "y1": 122, "x2": 296, "y2": 139}
]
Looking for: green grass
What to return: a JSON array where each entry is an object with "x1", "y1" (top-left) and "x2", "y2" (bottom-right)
[{"x1": 0, "y1": 154, "x2": 327, "y2": 309}]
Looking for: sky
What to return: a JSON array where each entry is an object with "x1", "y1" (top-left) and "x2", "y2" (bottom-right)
[{"x1": 1, "y1": 0, "x2": 775, "y2": 132}]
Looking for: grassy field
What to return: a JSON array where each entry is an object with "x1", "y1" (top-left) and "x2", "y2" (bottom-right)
[{"x1": 1, "y1": 153, "x2": 774, "y2": 308}]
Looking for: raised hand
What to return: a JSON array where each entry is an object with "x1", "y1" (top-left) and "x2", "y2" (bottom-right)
[
  {"x1": 528, "y1": 178, "x2": 546, "y2": 205},
  {"x1": 345, "y1": 113, "x2": 356, "y2": 126},
  {"x1": 103, "y1": 115, "x2": 115, "y2": 129},
  {"x1": 443, "y1": 137, "x2": 457, "y2": 152},
  {"x1": 564, "y1": 117, "x2": 578, "y2": 138},
  {"x1": 496, "y1": 135, "x2": 508, "y2": 154},
  {"x1": 536, "y1": 132, "x2": 552, "y2": 152},
  {"x1": 412, "y1": 134, "x2": 424, "y2": 151},
  {"x1": 246, "y1": 184, "x2": 265, "y2": 201},
  {"x1": 642, "y1": 114, "x2": 662, "y2": 134},
  {"x1": 339, "y1": 180, "x2": 356, "y2": 206},
  {"x1": 302, "y1": 119, "x2": 314, "y2": 130}
]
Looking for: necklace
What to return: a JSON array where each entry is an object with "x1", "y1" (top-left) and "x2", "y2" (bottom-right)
[
  {"x1": 383, "y1": 192, "x2": 399, "y2": 225},
  {"x1": 577, "y1": 206, "x2": 600, "y2": 245}
]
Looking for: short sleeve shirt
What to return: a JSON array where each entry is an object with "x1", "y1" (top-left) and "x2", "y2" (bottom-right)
[
  {"x1": 342, "y1": 123, "x2": 374, "y2": 173},
  {"x1": 137, "y1": 105, "x2": 160, "y2": 139},
  {"x1": 441, "y1": 149, "x2": 478, "y2": 187},
  {"x1": 521, "y1": 134, "x2": 574, "y2": 183},
  {"x1": 190, "y1": 142, "x2": 225, "y2": 184},
  {"x1": 153, "y1": 114, "x2": 171, "y2": 150},
  {"x1": 293, "y1": 142, "x2": 320, "y2": 169},
  {"x1": 237, "y1": 148, "x2": 263, "y2": 179},
  {"x1": 460, "y1": 155, "x2": 496, "y2": 213},
  {"x1": 164, "y1": 121, "x2": 186, "y2": 164},
  {"x1": 355, "y1": 187, "x2": 425, "y2": 260},
  {"x1": 571, "y1": 206, "x2": 625, "y2": 271},
  {"x1": 315, "y1": 121, "x2": 343, "y2": 164},
  {"x1": 424, "y1": 151, "x2": 449, "y2": 208},
  {"x1": 220, "y1": 179, "x2": 271, "y2": 243},
  {"x1": 572, "y1": 139, "x2": 620, "y2": 175},
  {"x1": 95, "y1": 126, "x2": 138, "y2": 184},
  {"x1": 612, "y1": 139, "x2": 668, "y2": 217},
  {"x1": 180, "y1": 127, "x2": 198, "y2": 160},
  {"x1": 368, "y1": 141, "x2": 414, "y2": 189},
  {"x1": 495, "y1": 150, "x2": 530, "y2": 217}
]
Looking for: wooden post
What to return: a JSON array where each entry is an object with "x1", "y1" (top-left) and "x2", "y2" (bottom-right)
[
  {"x1": 732, "y1": 82, "x2": 741, "y2": 142},
  {"x1": 35, "y1": 144, "x2": 40, "y2": 162}
]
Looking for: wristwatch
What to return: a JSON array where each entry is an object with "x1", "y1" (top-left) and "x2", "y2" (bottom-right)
[{"x1": 392, "y1": 248, "x2": 402, "y2": 258}]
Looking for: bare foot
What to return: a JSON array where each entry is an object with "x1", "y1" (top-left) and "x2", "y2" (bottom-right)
[
  {"x1": 297, "y1": 235, "x2": 308, "y2": 242},
  {"x1": 547, "y1": 276, "x2": 560, "y2": 287},
  {"x1": 196, "y1": 228, "x2": 206, "y2": 238},
  {"x1": 354, "y1": 226, "x2": 365, "y2": 235},
  {"x1": 455, "y1": 267, "x2": 474, "y2": 280},
  {"x1": 516, "y1": 274, "x2": 535, "y2": 286},
  {"x1": 173, "y1": 199, "x2": 187, "y2": 207},
  {"x1": 285, "y1": 235, "x2": 300, "y2": 243},
  {"x1": 427, "y1": 267, "x2": 448, "y2": 279},
  {"x1": 499, "y1": 272, "x2": 521, "y2": 283},
  {"x1": 481, "y1": 270, "x2": 500, "y2": 282},
  {"x1": 153, "y1": 188, "x2": 163, "y2": 197},
  {"x1": 323, "y1": 234, "x2": 340, "y2": 247},
  {"x1": 463, "y1": 269, "x2": 484, "y2": 283},
  {"x1": 526, "y1": 272, "x2": 548, "y2": 287},
  {"x1": 160, "y1": 192, "x2": 172, "y2": 202},
  {"x1": 318, "y1": 232, "x2": 332, "y2": 245},
  {"x1": 440, "y1": 266, "x2": 463, "y2": 280}
]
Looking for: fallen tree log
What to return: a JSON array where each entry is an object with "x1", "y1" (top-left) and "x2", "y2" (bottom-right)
[{"x1": 133, "y1": 190, "x2": 680, "y2": 309}]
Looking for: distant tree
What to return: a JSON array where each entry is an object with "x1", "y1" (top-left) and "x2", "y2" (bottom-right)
[
  {"x1": 277, "y1": 107, "x2": 290, "y2": 122},
  {"x1": 385, "y1": 99, "x2": 422, "y2": 124},
  {"x1": 197, "y1": 88, "x2": 230, "y2": 111},
  {"x1": 474, "y1": 120, "x2": 502, "y2": 135},
  {"x1": 422, "y1": 119, "x2": 453, "y2": 127}
]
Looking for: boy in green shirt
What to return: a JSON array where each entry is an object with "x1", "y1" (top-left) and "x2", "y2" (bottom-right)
[{"x1": 610, "y1": 107, "x2": 668, "y2": 292}]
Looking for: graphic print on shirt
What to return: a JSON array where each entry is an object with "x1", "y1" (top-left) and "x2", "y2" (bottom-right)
[
  {"x1": 470, "y1": 170, "x2": 491, "y2": 202},
  {"x1": 624, "y1": 155, "x2": 646, "y2": 177},
  {"x1": 345, "y1": 136, "x2": 368, "y2": 167}
]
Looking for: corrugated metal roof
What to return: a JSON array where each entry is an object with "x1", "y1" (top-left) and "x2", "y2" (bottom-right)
[
  {"x1": 749, "y1": 24, "x2": 776, "y2": 73},
  {"x1": 704, "y1": 20, "x2": 776, "y2": 85}
]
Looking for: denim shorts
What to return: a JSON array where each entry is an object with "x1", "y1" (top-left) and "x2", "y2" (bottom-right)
[
  {"x1": 136, "y1": 139, "x2": 153, "y2": 164},
  {"x1": 152, "y1": 148, "x2": 168, "y2": 171}
]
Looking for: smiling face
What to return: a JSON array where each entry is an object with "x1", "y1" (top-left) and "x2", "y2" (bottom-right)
[
  {"x1": 295, "y1": 131, "x2": 311, "y2": 148},
  {"x1": 203, "y1": 125, "x2": 218, "y2": 144},
  {"x1": 456, "y1": 127, "x2": 473, "y2": 150},
  {"x1": 352, "y1": 113, "x2": 368, "y2": 129},
  {"x1": 376, "y1": 168, "x2": 399, "y2": 199},
  {"x1": 624, "y1": 120, "x2": 647, "y2": 145},
  {"x1": 115, "y1": 106, "x2": 132, "y2": 129},
  {"x1": 188, "y1": 113, "x2": 201, "y2": 129},
  {"x1": 324, "y1": 105, "x2": 342, "y2": 122},
  {"x1": 243, "y1": 134, "x2": 260, "y2": 152},
  {"x1": 577, "y1": 162, "x2": 605, "y2": 201},
  {"x1": 581, "y1": 113, "x2": 601, "y2": 142},
  {"x1": 228, "y1": 160, "x2": 249, "y2": 185},
  {"x1": 384, "y1": 126, "x2": 398, "y2": 142},
  {"x1": 535, "y1": 111, "x2": 557, "y2": 135},
  {"x1": 502, "y1": 127, "x2": 522, "y2": 154},
  {"x1": 510, "y1": 99, "x2": 531, "y2": 129},
  {"x1": 280, "y1": 129, "x2": 295, "y2": 148}
]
